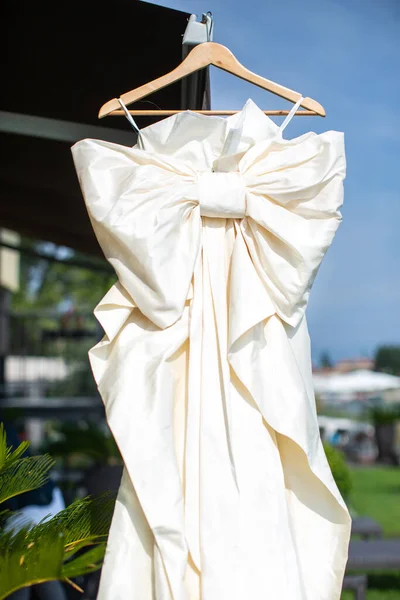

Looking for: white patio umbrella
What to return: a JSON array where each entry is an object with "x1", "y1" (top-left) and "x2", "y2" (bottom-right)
[{"x1": 314, "y1": 369, "x2": 400, "y2": 395}]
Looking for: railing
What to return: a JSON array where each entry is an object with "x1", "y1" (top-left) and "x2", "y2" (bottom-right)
[{"x1": 2, "y1": 309, "x2": 102, "y2": 399}]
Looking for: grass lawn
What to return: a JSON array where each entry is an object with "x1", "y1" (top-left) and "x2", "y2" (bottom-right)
[
  {"x1": 342, "y1": 591, "x2": 400, "y2": 599},
  {"x1": 341, "y1": 466, "x2": 400, "y2": 598},
  {"x1": 350, "y1": 466, "x2": 400, "y2": 537},
  {"x1": 341, "y1": 573, "x2": 400, "y2": 599}
]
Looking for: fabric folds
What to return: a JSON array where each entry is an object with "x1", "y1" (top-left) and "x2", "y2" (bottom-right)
[{"x1": 72, "y1": 99, "x2": 350, "y2": 600}]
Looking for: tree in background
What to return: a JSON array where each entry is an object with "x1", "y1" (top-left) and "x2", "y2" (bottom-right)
[
  {"x1": 323, "y1": 443, "x2": 352, "y2": 501},
  {"x1": 320, "y1": 351, "x2": 333, "y2": 369},
  {"x1": 12, "y1": 240, "x2": 115, "y2": 314},
  {"x1": 374, "y1": 345, "x2": 400, "y2": 376}
]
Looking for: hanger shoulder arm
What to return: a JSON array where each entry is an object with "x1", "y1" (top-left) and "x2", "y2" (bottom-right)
[
  {"x1": 208, "y1": 43, "x2": 325, "y2": 116},
  {"x1": 98, "y1": 44, "x2": 214, "y2": 118}
]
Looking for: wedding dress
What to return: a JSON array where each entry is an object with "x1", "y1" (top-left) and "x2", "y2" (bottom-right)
[{"x1": 72, "y1": 98, "x2": 351, "y2": 600}]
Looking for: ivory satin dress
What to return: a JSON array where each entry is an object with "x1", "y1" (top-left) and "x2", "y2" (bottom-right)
[{"x1": 72, "y1": 99, "x2": 351, "y2": 600}]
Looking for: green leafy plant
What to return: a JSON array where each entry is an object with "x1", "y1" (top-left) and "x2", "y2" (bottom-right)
[
  {"x1": 0, "y1": 423, "x2": 115, "y2": 599},
  {"x1": 323, "y1": 442, "x2": 353, "y2": 500},
  {"x1": 370, "y1": 405, "x2": 400, "y2": 425},
  {"x1": 374, "y1": 345, "x2": 400, "y2": 376},
  {"x1": 41, "y1": 421, "x2": 121, "y2": 467}
]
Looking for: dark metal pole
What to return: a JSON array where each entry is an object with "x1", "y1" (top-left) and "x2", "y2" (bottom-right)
[{"x1": 0, "y1": 286, "x2": 11, "y2": 399}]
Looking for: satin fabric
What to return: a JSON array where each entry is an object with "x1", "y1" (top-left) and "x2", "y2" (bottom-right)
[{"x1": 72, "y1": 99, "x2": 351, "y2": 600}]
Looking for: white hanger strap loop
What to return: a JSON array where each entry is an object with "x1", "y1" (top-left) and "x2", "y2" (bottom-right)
[
  {"x1": 118, "y1": 98, "x2": 141, "y2": 133},
  {"x1": 117, "y1": 98, "x2": 145, "y2": 149},
  {"x1": 279, "y1": 96, "x2": 304, "y2": 133}
]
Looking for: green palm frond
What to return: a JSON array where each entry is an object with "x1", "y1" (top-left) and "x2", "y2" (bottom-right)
[
  {"x1": 0, "y1": 509, "x2": 10, "y2": 527},
  {"x1": 37, "y1": 492, "x2": 115, "y2": 553},
  {"x1": 62, "y1": 543, "x2": 106, "y2": 579},
  {"x1": 0, "y1": 526, "x2": 65, "y2": 599},
  {"x1": 0, "y1": 454, "x2": 55, "y2": 504},
  {"x1": 0, "y1": 423, "x2": 116, "y2": 597},
  {"x1": 0, "y1": 424, "x2": 30, "y2": 471},
  {"x1": 0, "y1": 493, "x2": 116, "y2": 599},
  {"x1": 0, "y1": 423, "x2": 54, "y2": 505}
]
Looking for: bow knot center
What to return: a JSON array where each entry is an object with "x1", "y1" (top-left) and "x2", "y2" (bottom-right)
[{"x1": 198, "y1": 171, "x2": 246, "y2": 219}]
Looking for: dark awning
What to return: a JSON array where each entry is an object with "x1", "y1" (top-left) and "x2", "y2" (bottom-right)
[{"x1": 0, "y1": 0, "x2": 210, "y2": 256}]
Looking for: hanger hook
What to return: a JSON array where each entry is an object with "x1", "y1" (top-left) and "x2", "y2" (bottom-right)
[{"x1": 203, "y1": 11, "x2": 213, "y2": 42}]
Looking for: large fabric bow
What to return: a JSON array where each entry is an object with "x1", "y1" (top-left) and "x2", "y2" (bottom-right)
[{"x1": 72, "y1": 129, "x2": 345, "y2": 332}]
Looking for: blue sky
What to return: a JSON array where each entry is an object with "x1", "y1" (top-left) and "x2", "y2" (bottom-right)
[{"x1": 150, "y1": 0, "x2": 400, "y2": 363}]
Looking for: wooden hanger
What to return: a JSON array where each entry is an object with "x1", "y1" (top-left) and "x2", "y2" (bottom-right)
[{"x1": 99, "y1": 42, "x2": 325, "y2": 119}]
